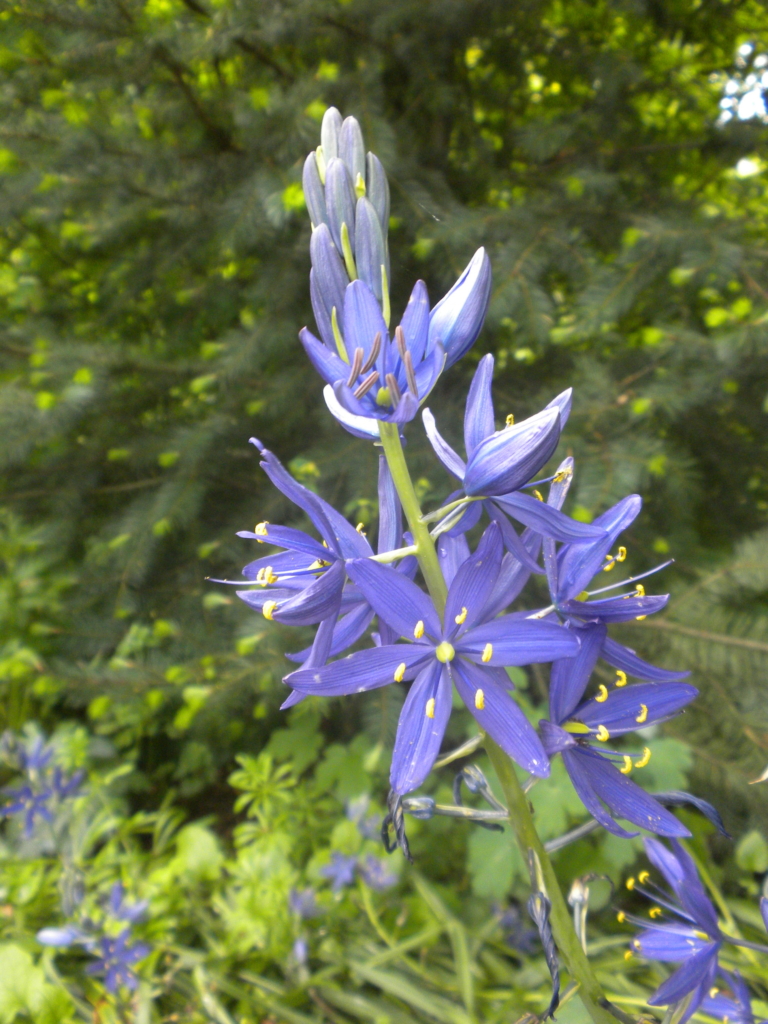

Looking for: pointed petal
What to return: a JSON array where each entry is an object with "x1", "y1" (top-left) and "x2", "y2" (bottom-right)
[
  {"x1": 445, "y1": 494, "x2": 484, "y2": 537},
  {"x1": 562, "y1": 748, "x2": 640, "y2": 838},
  {"x1": 601, "y1": 636, "x2": 690, "y2": 682},
  {"x1": 422, "y1": 408, "x2": 466, "y2": 479},
  {"x1": 548, "y1": 456, "x2": 574, "y2": 510},
  {"x1": 339, "y1": 116, "x2": 365, "y2": 183},
  {"x1": 399, "y1": 280, "x2": 430, "y2": 365},
  {"x1": 390, "y1": 661, "x2": 452, "y2": 794},
  {"x1": 463, "y1": 407, "x2": 561, "y2": 497},
  {"x1": 479, "y1": 550, "x2": 538, "y2": 620},
  {"x1": 561, "y1": 594, "x2": 669, "y2": 623},
  {"x1": 310, "y1": 223, "x2": 348, "y2": 348},
  {"x1": 648, "y1": 945, "x2": 719, "y2": 1007},
  {"x1": 575, "y1": 682, "x2": 697, "y2": 734},
  {"x1": 286, "y1": 643, "x2": 431, "y2": 695},
  {"x1": 325, "y1": 157, "x2": 356, "y2": 253},
  {"x1": 464, "y1": 354, "x2": 495, "y2": 457},
  {"x1": 286, "y1": 600, "x2": 375, "y2": 663},
  {"x1": 412, "y1": 339, "x2": 446, "y2": 402},
  {"x1": 437, "y1": 533, "x2": 470, "y2": 588},
  {"x1": 266, "y1": 560, "x2": 345, "y2": 626},
  {"x1": 451, "y1": 660, "x2": 550, "y2": 777},
  {"x1": 429, "y1": 247, "x2": 492, "y2": 367},
  {"x1": 241, "y1": 549, "x2": 318, "y2": 580},
  {"x1": 300, "y1": 326, "x2": 348, "y2": 384},
  {"x1": 323, "y1": 384, "x2": 380, "y2": 438},
  {"x1": 343, "y1": 279, "x2": 388, "y2": 366},
  {"x1": 366, "y1": 152, "x2": 390, "y2": 237},
  {"x1": 485, "y1": 503, "x2": 544, "y2": 573},
  {"x1": 345, "y1": 557, "x2": 442, "y2": 639},
  {"x1": 635, "y1": 927, "x2": 714, "y2": 962},
  {"x1": 546, "y1": 388, "x2": 572, "y2": 428},
  {"x1": 377, "y1": 455, "x2": 402, "y2": 555},
  {"x1": 458, "y1": 616, "x2": 580, "y2": 666},
  {"x1": 321, "y1": 107, "x2": 342, "y2": 162},
  {"x1": 303, "y1": 152, "x2": 327, "y2": 228},
  {"x1": 241, "y1": 523, "x2": 332, "y2": 563},
  {"x1": 556, "y1": 495, "x2": 642, "y2": 601},
  {"x1": 666, "y1": 839, "x2": 721, "y2": 935},
  {"x1": 445, "y1": 522, "x2": 503, "y2": 636},
  {"x1": 549, "y1": 623, "x2": 606, "y2": 723},
  {"x1": 355, "y1": 196, "x2": 386, "y2": 300},
  {"x1": 237, "y1": 585, "x2": 308, "y2": 612},
  {"x1": 494, "y1": 492, "x2": 606, "y2": 541}
]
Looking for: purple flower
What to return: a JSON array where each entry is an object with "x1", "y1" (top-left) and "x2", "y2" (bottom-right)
[
  {"x1": 286, "y1": 523, "x2": 580, "y2": 795},
  {"x1": 37, "y1": 924, "x2": 91, "y2": 948},
  {"x1": 423, "y1": 355, "x2": 605, "y2": 565},
  {"x1": 292, "y1": 936, "x2": 309, "y2": 966},
  {"x1": 539, "y1": 631, "x2": 696, "y2": 837},
  {"x1": 108, "y1": 883, "x2": 148, "y2": 924},
  {"x1": 84, "y1": 929, "x2": 150, "y2": 994},
  {"x1": 625, "y1": 838, "x2": 723, "y2": 1019},
  {"x1": 701, "y1": 972, "x2": 766, "y2": 1024},
  {"x1": 359, "y1": 855, "x2": 398, "y2": 890},
  {"x1": 289, "y1": 888, "x2": 321, "y2": 919},
  {"x1": 320, "y1": 852, "x2": 358, "y2": 892},
  {"x1": 19, "y1": 735, "x2": 54, "y2": 773},
  {"x1": 2, "y1": 785, "x2": 54, "y2": 838},
  {"x1": 346, "y1": 796, "x2": 381, "y2": 839},
  {"x1": 429, "y1": 247, "x2": 492, "y2": 368}
]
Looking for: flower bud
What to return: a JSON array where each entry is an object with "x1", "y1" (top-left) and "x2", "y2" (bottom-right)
[
  {"x1": 302, "y1": 152, "x2": 326, "y2": 229},
  {"x1": 321, "y1": 106, "x2": 342, "y2": 163},
  {"x1": 429, "y1": 247, "x2": 492, "y2": 367},
  {"x1": 366, "y1": 152, "x2": 390, "y2": 237},
  {"x1": 309, "y1": 223, "x2": 348, "y2": 349},
  {"x1": 324, "y1": 157, "x2": 356, "y2": 255},
  {"x1": 355, "y1": 196, "x2": 386, "y2": 301},
  {"x1": 463, "y1": 406, "x2": 561, "y2": 497},
  {"x1": 339, "y1": 116, "x2": 365, "y2": 185}
]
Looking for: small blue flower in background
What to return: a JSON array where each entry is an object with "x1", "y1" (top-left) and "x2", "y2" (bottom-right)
[
  {"x1": 0, "y1": 730, "x2": 84, "y2": 839},
  {"x1": 346, "y1": 795, "x2": 381, "y2": 840},
  {"x1": 289, "y1": 888, "x2": 321, "y2": 919},
  {"x1": 701, "y1": 972, "x2": 767, "y2": 1024},
  {"x1": 358, "y1": 855, "x2": 398, "y2": 891},
  {"x1": 2, "y1": 785, "x2": 55, "y2": 838},
  {"x1": 320, "y1": 852, "x2": 358, "y2": 892},
  {"x1": 84, "y1": 931, "x2": 151, "y2": 994},
  {"x1": 292, "y1": 936, "x2": 309, "y2": 967}
]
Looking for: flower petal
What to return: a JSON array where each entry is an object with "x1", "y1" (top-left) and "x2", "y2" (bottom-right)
[
  {"x1": 390, "y1": 661, "x2": 452, "y2": 794},
  {"x1": 429, "y1": 247, "x2": 492, "y2": 367},
  {"x1": 459, "y1": 616, "x2": 580, "y2": 666},
  {"x1": 241, "y1": 549, "x2": 320, "y2": 581},
  {"x1": 345, "y1": 557, "x2": 442, "y2": 640},
  {"x1": 480, "y1": 549, "x2": 540, "y2": 620},
  {"x1": 464, "y1": 354, "x2": 495, "y2": 458},
  {"x1": 549, "y1": 622, "x2": 606, "y2": 724},
  {"x1": 300, "y1": 326, "x2": 349, "y2": 384},
  {"x1": 399, "y1": 280, "x2": 430, "y2": 365},
  {"x1": 546, "y1": 388, "x2": 572, "y2": 428},
  {"x1": 323, "y1": 384, "x2": 380, "y2": 439},
  {"x1": 355, "y1": 196, "x2": 386, "y2": 300},
  {"x1": 562, "y1": 748, "x2": 639, "y2": 839},
  {"x1": 303, "y1": 152, "x2": 327, "y2": 229},
  {"x1": 366, "y1": 152, "x2": 390, "y2": 238},
  {"x1": 377, "y1": 455, "x2": 402, "y2": 555},
  {"x1": 635, "y1": 927, "x2": 713, "y2": 962},
  {"x1": 485, "y1": 503, "x2": 544, "y2": 573},
  {"x1": 325, "y1": 156, "x2": 356, "y2": 254},
  {"x1": 555, "y1": 495, "x2": 642, "y2": 602},
  {"x1": 339, "y1": 115, "x2": 365, "y2": 184},
  {"x1": 309, "y1": 223, "x2": 349, "y2": 349},
  {"x1": 321, "y1": 106, "x2": 342, "y2": 162},
  {"x1": 445, "y1": 522, "x2": 503, "y2": 636},
  {"x1": 265, "y1": 560, "x2": 345, "y2": 626},
  {"x1": 343, "y1": 279, "x2": 388, "y2": 367},
  {"x1": 240, "y1": 523, "x2": 332, "y2": 564},
  {"x1": 648, "y1": 944, "x2": 719, "y2": 1007},
  {"x1": 463, "y1": 407, "x2": 561, "y2": 498},
  {"x1": 437, "y1": 532, "x2": 470, "y2": 588},
  {"x1": 286, "y1": 601, "x2": 375, "y2": 663},
  {"x1": 494, "y1": 491, "x2": 606, "y2": 542},
  {"x1": 451, "y1": 660, "x2": 550, "y2": 777},
  {"x1": 561, "y1": 594, "x2": 669, "y2": 623},
  {"x1": 574, "y1": 682, "x2": 698, "y2": 734},
  {"x1": 600, "y1": 636, "x2": 690, "y2": 682},
  {"x1": 422, "y1": 408, "x2": 466, "y2": 480},
  {"x1": 286, "y1": 643, "x2": 431, "y2": 696}
]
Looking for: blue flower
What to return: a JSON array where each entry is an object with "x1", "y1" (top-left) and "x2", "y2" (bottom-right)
[
  {"x1": 286, "y1": 523, "x2": 580, "y2": 795},
  {"x1": 359, "y1": 855, "x2": 398, "y2": 890},
  {"x1": 84, "y1": 929, "x2": 150, "y2": 994},
  {"x1": 108, "y1": 882, "x2": 148, "y2": 924},
  {"x1": 320, "y1": 852, "x2": 358, "y2": 892},
  {"x1": 289, "y1": 888, "x2": 321, "y2": 919},
  {"x1": 625, "y1": 838, "x2": 723, "y2": 1018},
  {"x1": 539, "y1": 631, "x2": 696, "y2": 837},
  {"x1": 2, "y1": 784, "x2": 54, "y2": 838},
  {"x1": 429, "y1": 247, "x2": 493, "y2": 368},
  {"x1": 423, "y1": 355, "x2": 606, "y2": 565},
  {"x1": 701, "y1": 972, "x2": 766, "y2": 1024}
]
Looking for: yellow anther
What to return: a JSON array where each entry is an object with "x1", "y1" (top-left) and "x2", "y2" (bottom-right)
[
  {"x1": 262, "y1": 600, "x2": 277, "y2": 620},
  {"x1": 649, "y1": 907, "x2": 662, "y2": 919},
  {"x1": 475, "y1": 689, "x2": 485, "y2": 710},
  {"x1": 595, "y1": 684, "x2": 608, "y2": 703},
  {"x1": 506, "y1": 413, "x2": 515, "y2": 426},
  {"x1": 624, "y1": 950, "x2": 633, "y2": 961},
  {"x1": 626, "y1": 877, "x2": 635, "y2": 890},
  {"x1": 356, "y1": 522, "x2": 367, "y2": 535},
  {"x1": 638, "y1": 872, "x2": 650, "y2": 886},
  {"x1": 636, "y1": 615, "x2": 647, "y2": 621},
  {"x1": 435, "y1": 641, "x2": 455, "y2": 663},
  {"x1": 603, "y1": 554, "x2": 616, "y2": 572},
  {"x1": 414, "y1": 620, "x2": 424, "y2": 639},
  {"x1": 533, "y1": 489, "x2": 544, "y2": 502},
  {"x1": 635, "y1": 704, "x2": 648, "y2": 724},
  {"x1": 616, "y1": 670, "x2": 628, "y2": 687},
  {"x1": 308, "y1": 559, "x2": 327, "y2": 571},
  {"x1": 454, "y1": 607, "x2": 467, "y2": 625},
  {"x1": 553, "y1": 467, "x2": 572, "y2": 483},
  {"x1": 596, "y1": 725, "x2": 610, "y2": 742},
  {"x1": 322, "y1": 540, "x2": 328, "y2": 548},
  {"x1": 394, "y1": 662, "x2": 406, "y2": 683},
  {"x1": 482, "y1": 643, "x2": 493, "y2": 663},
  {"x1": 254, "y1": 521, "x2": 269, "y2": 539},
  {"x1": 634, "y1": 747, "x2": 651, "y2": 768},
  {"x1": 709, "y1": 988, "x2": 720, "y2": 999},
  {"x1": 616, "y1": 911, "x2": 626, "y2": 923},
  {"x1": 636, "y1": 583, "x2": 645, "y2": 597},
  {"x1": 258, "y1": 566, "x2": 278, "y2": 585},
  {"x1": 563, "y1": 721, "x2": 591, "y2": 734},
  {"x1": 425, "y1": 698, "x2": 435, "y2": 719},
  {"x1": 620, "y1": 756, "x2": 633, "y2": 775},
  {"x1": 576, "y1": 591, "x2": 589, "y2": 601},
  {"x1": 617, "y1": 546, "x2": 627, "y2": 562}
]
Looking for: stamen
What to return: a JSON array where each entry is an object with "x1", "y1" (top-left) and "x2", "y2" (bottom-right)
[
  {"x1": 603, "y1": 554, "x2": 616, "y2": 572},
  {"x1": 636, "y1": 615, "x2": 647, "y2": 621},
  {"x1": 254, "y1": 521, "x2": 269, "y2": 540},
  {"x1": 454, "y1": 607, "x2": 467, "y2": 625},
  {"x1": 354, "y1": 370, "x2": 380, "y2": 399},
  {"x1": 356, "y1": 522, "x2": 367, "y2": 535},
  {"x1": 262, "y1": 600, "x2": 277, "y2": 620},
  {"x1": 481, "y1": 643, "x2": 493, "y2": 663},
  {"x1": 617, "y1": 546, "x2": 627, "y2": 562},
  {"x1": 346, "y1": 347, "x2": 363, "y2": 387},
  {"x1": 596, "y1": 725, "x2": 610, "y2": 741},
  {"x1": 635, "y1": 704, "x2": 648, "y2": 724},
  {"x1": 475, "y1": 689, "x2": 485, "y2": 710},
  {"x1": 649, "y1": 907, "x2": 662, "y2": 919},
  {"x1": 308, "y1": 559, "x2": 328, "y2": 570},
  {"x1": 425, "y1": 698, "x2": 435, "y2": 719},
  {"x1": 395, "y1": 325, "x2": 407, "y2": 359},
  {"x1": 414, "y1": 620, "x2": 425, "y2": 639},
  {"x1": 361, "y1": 332, "x2": 381, "y2": 374},
  {"x1": 505, "y1": 413, "x2": 515, "y2": 426},
  {"x1": 634, "y1": 747, "x2": 651, "y2": 768},
  {"x1": 403, "y1": 350, "x2": 419, "y2": 397},
  {"x1": 587, "y1": 559, "x2": 674, "y2": 598},
  {"x1": 616, "y1": 911, "x2": 626, "y2": 923},
  {"x1": 595, "y1": 684, "x2": 608, "y2": 703},
  {"x1": 709, "y1": 988, "x2": 719, "y2": 999},
  {"x1": 623, "y1": 950, "x2": 633, "y2": 961},
  {"x1": 553, "y1": 467, "x2": 572, "y2": 483},
  {"x1": 616, "y1": 670, "x2": 628, "y2": 687},
  {"x1": 638, "y1": 871, "x2": 650, "y2": 884},
  {"x1": 385, "y1": 372, "x2": 402, "y2": 405},
  {"x1": 435, "y1": 641, "x2": 455, "y2": 663},
  {"x1": 620, "y1": 755, "x2": 633, "y2": 774},
  {"x1": 636, "y1": 584, "x2": 645, "y2": 597},
  {"x1": 394, "y1": 662, "x2": 406, "y2": 683},
  {"x1": 533, "y1": 489, "x2": 544, "y2": 502},
  {"x1": 626, "y1": 877, "x2": 635, "y2": 890}
]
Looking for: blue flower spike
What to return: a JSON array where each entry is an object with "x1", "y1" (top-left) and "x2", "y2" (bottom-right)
[{"x1": 286, "y1": 523, "x2": 581, "y2": 795}]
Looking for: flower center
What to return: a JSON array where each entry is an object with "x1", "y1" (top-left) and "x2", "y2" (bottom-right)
[{"x1": 435, "y1": 641, "x2": 455, "y2": 663}]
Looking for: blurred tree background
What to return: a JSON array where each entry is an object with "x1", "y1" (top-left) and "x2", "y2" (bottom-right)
[{"x1": 1, "y1": 0, "x2": 768, "y2": 1019}]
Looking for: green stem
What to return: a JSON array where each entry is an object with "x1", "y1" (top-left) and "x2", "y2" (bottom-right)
[
  {"x1": 485, "y1": 739, "x2": 628, "y2": 1024},
  {"x1": 377, "y1": 421, "x2": 448, "y2": 613}
]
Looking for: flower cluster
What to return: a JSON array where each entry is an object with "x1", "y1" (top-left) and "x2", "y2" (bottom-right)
[{"x1": 0, "y1": 730, "x2": 83, "y2": 839}]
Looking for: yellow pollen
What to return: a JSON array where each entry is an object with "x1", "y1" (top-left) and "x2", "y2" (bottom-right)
[
  {"x1": 620, "y1": 755, "x2": 633, "y2": 774},
  {"x1": 254, "y1": 521, "x2": 269, "y2": 540},
  {"x1": 257, "y1": 566, "x2": 278, "y2": 585},
  {"x1": 624, "y1": 950, "x2": 633, "y2": 961},
  {"x1": 636, "y1": 583, "x2": 645, "y2": 597},
  {"x1": 650, "y1": 907, "x2": 662, "y2": 919},
  {"x1": 553, "y1": 468, "x2": 572, "y2": 483},
  {"x1": 595, "y1": 684, "x2": 608, "y2": 703},
  {"x1": 475, "y1": 688, "x2": 485, "y2": 710},
  {"x1": 576, "y1": 590, "x2": 589, "y2": 601},
  {"x1": 482, "y1": 643, "x2": 493, "y2": 663},
  {"x1": 262, "y1": 600, "x2": 277, "y2": 620},
  {"x1": 709, "y1": 988, "x2": 720, "y2": 999},
  {"x1": 638, "y1": 871, "x2": 650, "y2": 884},
  {"x1": 603, "y1": 554, "x2": 616, "y2": 572},
  {"x1": 634, "y1": 747, "x2": 651, "y2": 768},
  {"x1": 635, "y1": 704, "x2": 648, "y2": 724},
  {"x1": 394, "y1": 662, "x2": 406, "y2": 683},
  {"x1": 616, "y1": 911, "x2": 626, "y2": 923},
  {"x1": 617, "y1": 546, "x2": 627, "y2": 562},
  {"x1": 632, "y1": 939, "x2": 641, "y2": 950},
  {"x1": 616, "y1": 670, "x2": 628, "y2": 687},
  {"x1": 322, "y1": 540, "x2": 328, "y2": 548},
  {"x1": 636, "y1": 615, "x2": 647, "y2": 620},
  {"x1": 425, "y1": 698, "x2": 435, "y2": 719},
  {"x1": 414, "y1": 620, "x2": 424, "y2": 639},
  {"x1": 533, "y1": 489, "x2": 544, "y2": 502},
  {"x1": 626, "y1": 877, "x2": 635, "y2": 890},
  {"x1": 596, "y1": 724, "x2": 610, "y2": 741},
  {"x1": 435, "y1": 641, "x2": 455, "y2": 663},
  {"x1": 356, "y1": 522, "x2": 366, "y2": 535},
  {"x1": 506, "y1": 413, "x2": 515, "y2": 426},
  {"x1": 454, "y1": 607, "x2": 467, "y2": 625},
  {"x1": 308, "y1": 559, "x2": 327, "y2": 570}
]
